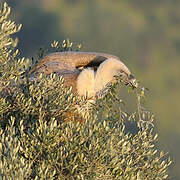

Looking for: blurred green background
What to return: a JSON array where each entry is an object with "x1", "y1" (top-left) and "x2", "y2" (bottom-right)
[{"x1": 6, "y1": 0, "x2": 180, "y2": 179}]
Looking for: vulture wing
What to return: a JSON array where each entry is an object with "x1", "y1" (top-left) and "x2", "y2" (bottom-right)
[{"x1": 28, "y1": 51, "x2": 120, "y2": 74}]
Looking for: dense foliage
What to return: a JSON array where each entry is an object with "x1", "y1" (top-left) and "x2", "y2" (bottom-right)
[{"x1": 0, "y1": 3, "x2": 171, "y2": 179}]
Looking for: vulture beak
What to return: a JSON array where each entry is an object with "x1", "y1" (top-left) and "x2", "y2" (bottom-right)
[{"x1": 126, "y1": 74, "x2": 138, "y2": 88}]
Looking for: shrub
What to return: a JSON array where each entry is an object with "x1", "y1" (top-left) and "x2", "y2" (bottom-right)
[{"x1": 0, "y1": 2, "x2": 171, "y2": 180}]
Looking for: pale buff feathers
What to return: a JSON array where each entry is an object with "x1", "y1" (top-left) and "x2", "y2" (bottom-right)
[
  {"x1": 77, "y1": 68, "x2": 95, "y2": 97},
  {"x1": 77, "y1": 58, "x2": 132, "y2": 98},
  {"x1": 94, "y1": 58, "x2": 131, "y2": 93}
]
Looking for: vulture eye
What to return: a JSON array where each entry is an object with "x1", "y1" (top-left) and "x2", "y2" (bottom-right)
[{"x1": 129, "y1": 74, "x2": 135, "y2": 80}]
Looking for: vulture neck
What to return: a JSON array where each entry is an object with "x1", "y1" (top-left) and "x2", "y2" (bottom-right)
[
  {"x1": 94, "y1": 58, "x2": 130, "y2": 94},
  {"x1": 76, "y1": 58, "x2": 131, "y2": 98}
]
